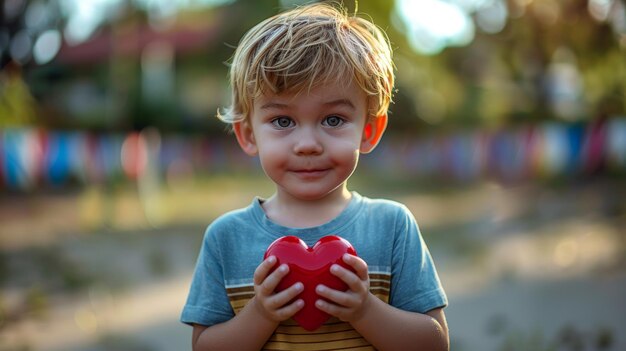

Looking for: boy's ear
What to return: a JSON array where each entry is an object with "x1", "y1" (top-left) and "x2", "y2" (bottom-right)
[
  {"x1": 360, "y1": 114, "x2": 387, "y2": 154},
  {"x1": 233, "y1": 120, "x2": 258, "y2": 156}
]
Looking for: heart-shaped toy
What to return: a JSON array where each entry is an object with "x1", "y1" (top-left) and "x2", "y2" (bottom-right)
[{"x1": 264, "y1": 235, "x2": 357, "y2": 331}]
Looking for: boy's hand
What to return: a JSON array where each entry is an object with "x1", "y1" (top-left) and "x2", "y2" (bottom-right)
[
  {"x1": 315, "y1": 254, "x2": 371, "y2": 323},
  {"x1": 252, "y1": 255, "x2": 305, "y2": 323}
]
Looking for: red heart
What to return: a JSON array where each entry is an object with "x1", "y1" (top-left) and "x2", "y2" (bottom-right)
[{"x1": 264, "y1": 235, "x2": 357, "y2": 331}]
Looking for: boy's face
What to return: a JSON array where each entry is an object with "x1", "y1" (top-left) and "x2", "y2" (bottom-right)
[{"x1": 236, "y1": 80, "x2": 375, "y2": 201}]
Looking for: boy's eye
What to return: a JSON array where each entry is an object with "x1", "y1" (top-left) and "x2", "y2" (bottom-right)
[
  {"x1": 323, "y1": 115, "x2": 344, "y2": 127},
  {"x1": 272, "y1": 117, "x2": 294, "y2": 129}
]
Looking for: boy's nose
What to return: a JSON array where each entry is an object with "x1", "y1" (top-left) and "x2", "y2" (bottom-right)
[{"x1": 293, "y1": 128, "x2": 323, "y2": 155}]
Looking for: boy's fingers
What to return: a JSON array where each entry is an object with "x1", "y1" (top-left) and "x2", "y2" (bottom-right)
[
  {"x1": 342, "y1": 254, "x2": 369, "y2": 280},
  {"x1": 315, "y1": 299, "x2": 347, "y2": 319},
  {"x1": 316, "y1": 284, "x2": 353, "y2": 307},
  {"x1": 259, "y1": 264, "x2": 289, "y2": 295},
  {"x1": 330, "y1": 264, "x2": 364, "y2": 292},
  {"x1": 275, "y1": 299, "x2": 305, "y2": 320},
  {"x1": 254, "y1": 256, "x2": 277, "y2": 286},
  {"x1": 269, "y1": 282, "x2": 304, "y2": 308}
]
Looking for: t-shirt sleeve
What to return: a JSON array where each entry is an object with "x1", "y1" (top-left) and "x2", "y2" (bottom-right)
[
  {"x1": 389, "y1": 206, "x2": 448, "y2": 313},
  {"x1": 180, "y1": 225, "x2": 235, "y2": 326}
]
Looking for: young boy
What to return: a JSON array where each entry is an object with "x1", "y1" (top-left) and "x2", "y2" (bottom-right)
[{"x1": 181, "y1": 3, "x2": 449, "y2": 350}]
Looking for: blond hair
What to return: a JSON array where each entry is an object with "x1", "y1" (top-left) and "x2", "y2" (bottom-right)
[{"x1": 217, "y1": 2, "x2": 394, "y2": 123}]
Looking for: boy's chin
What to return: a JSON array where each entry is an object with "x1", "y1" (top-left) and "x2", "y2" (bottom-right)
[{"x1": 279, "y1": 185, "x2": 348, "y2": 202}]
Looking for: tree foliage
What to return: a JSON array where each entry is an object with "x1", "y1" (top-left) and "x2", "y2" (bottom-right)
[{"x1": 0, "y1": 0, "x2": 623, "y2": 133}]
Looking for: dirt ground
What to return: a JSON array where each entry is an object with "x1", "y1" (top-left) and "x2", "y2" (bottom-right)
[{"x1": 1, "y1": 174, "x2": 625, "y2": 351}]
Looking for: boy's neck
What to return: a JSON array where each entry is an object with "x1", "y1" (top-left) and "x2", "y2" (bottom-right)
[{"x1": 261, "y1": 185, "x2": 352, "y2": 229}]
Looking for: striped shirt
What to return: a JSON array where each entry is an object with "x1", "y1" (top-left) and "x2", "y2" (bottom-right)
[
  {"x1": 226, "y1": 271, "x2": 390, "y2": 350},
  {"x1": 181, "y1": 192, "x2": 447, "y2": 350}
]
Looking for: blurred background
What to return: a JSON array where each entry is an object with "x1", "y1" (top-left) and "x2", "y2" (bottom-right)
[{"x1": 1, "y1": 0, "x2": 625, "y2": 350}]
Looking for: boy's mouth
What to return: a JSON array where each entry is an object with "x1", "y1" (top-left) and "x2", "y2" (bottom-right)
[{"x1": 291, "y1": 168, "x2": 330, "y2": 178}]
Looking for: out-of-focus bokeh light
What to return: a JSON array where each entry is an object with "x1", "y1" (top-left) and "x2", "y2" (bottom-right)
[
  {"x1": 546, "y1": 47, "x2": 585, "y2": 121},
  {"x1": 394, "y1": 0, "x2": 474, "y2": 55},
  {"x1": 475, "y1": 0, "x2": 508, "y2": 34},
  {"x1": 393, "y1": 0, "x2": 626, "y2": 55},
  {"x1": 587, "y1": 0, "x2": 626, "y2": 38},
  {"x1": 121, "y1": 132, "x2": 148, "y2": 180},
  {"x1": 141, "y1": 41, "x2": 175, "y2": 102},
  {"x1": 60, "y1": 0, "x2": 110, "y2": 46},
  {"x1": 9, "y1": 30, "x2": 32, "y2": 64},
  {"x1": 394, "y1": 0, "x2": 512, "y2": 55},
  {"x1": 3, "y1": 0, "x2": 623, "y2": 65},
  {"x1": 24, "y1": 1, "x2": 53, "y2": 31},
  {"x1": 589, "y1": 0, "x2": 615, "y2": 21},
  {"x1": 74, "y1": 307, "x2": 99, "y2": 334},
  {"x1": 3, "y1": 0, "x2": 26, "y2": 20},
  {"x1": 33, "y1": 30, "x2": 62, "y2": 65},
  {"x1": 59, "y1": 0, "x2": 233, "y2": 46}
]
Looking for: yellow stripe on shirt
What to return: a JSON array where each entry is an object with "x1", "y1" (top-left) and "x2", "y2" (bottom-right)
[{"x1": 226, "y1": 272, "x2": 391, "y2": 351}]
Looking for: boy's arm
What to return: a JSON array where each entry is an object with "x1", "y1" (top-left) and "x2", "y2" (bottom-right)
[
  {"x1": 191, "y1": 296, "x2": 290, "y2": 351},
  {"x1": 191, "y1": 297, "x2": 277, "y2": 351},
  {"x1": 350, "y1": 301, "x2": 448, "y2": 351},
  {"x1": 316, "y1": 254, "x2": 449, "y2": 351},
  {"x1": 191, "y1": 256, "x2": 304, "y2": 351}
]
